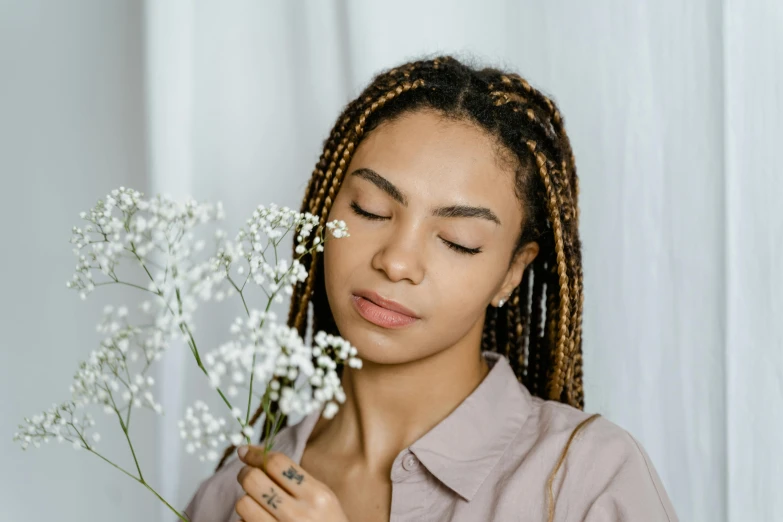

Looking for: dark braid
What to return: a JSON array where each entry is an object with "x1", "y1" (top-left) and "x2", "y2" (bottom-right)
[
  {"x1": 216, "y1": 55, "x2": 585, "y2": 471},
  {"x1": 517, "y1": 267, "x2": 534, "y2": 375}
]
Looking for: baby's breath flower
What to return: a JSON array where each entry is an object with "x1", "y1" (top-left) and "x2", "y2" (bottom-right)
[
  {"x1": 13, "y1": 401, "x2": 98, "y2": 451},
  {"x1": 191, "y1": 309, "x2": 362, "y2": 447},
  {"x1": 178, "y1": 401, "x2": 232, "y2": 463},
  {"x1": 69, "y1": 306, "x2": 165, "y2": 415},
  {"x1": 67, "y1": 189, "x2": 224, "y2": 334},
  {"x1": 211, "y1": 206, "x2": 345, "y2": 302},
  {"x1": 21, "y1": 186, "x2": 360, "y2": 520}
]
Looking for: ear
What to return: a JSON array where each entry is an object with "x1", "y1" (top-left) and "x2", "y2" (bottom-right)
[{"x1": 493, "y1": 241, "x2": 539, "y2": 307}]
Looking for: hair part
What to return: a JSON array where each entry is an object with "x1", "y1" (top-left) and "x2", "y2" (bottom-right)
[{"x1": 216, "y1": 55, "x2": 585, "y2": 471}]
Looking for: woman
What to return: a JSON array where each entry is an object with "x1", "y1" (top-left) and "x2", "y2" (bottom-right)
[{"x1": 183, "y1": 56, "x2": 678, "y2": 522}]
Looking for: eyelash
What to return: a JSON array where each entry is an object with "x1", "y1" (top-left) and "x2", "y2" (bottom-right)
[{"x1": 349, "y1": 201, "x2": 482, "y2": 256}]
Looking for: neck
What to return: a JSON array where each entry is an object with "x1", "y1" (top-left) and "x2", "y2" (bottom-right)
[{"x1": 307, "y1": 330, "x2": 491, "y2": 477}]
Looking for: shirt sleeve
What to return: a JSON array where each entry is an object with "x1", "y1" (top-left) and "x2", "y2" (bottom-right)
[
  {"x1": 558, "y1": 417, "x2": 679, "y2": 522},
  {"x1": 180, "y1": 457, "x2": 244, "y2": 522}
]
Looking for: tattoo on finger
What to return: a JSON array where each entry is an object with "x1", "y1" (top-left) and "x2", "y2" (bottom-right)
[
  {"x1": 282, "y1": 465, "x2": 304, "y2": 485},
  {"x1": 262, "y1": 487, "x2": 282, "y2": 509}
]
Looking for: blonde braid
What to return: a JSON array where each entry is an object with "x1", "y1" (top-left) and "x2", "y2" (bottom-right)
[{"x1": 526, "y1": 141, "x2": 572, "y2": 400}]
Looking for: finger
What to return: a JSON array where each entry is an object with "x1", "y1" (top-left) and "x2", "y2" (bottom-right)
[
  {"x1": 238, "y1": 447, "x2": 311, "y2": 498},
  {"x1": 235, "y1": 494, "x2": 277, "y2": 522},
  {"x1": 237, "y1": 465, "x2": 299, "y2": 521}
]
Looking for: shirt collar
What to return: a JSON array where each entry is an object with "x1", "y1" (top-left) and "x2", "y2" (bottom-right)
[
  {"x1": 409, "y1": 351, "x2": 532, "y2": 501},
  {"x1": 273, "y1": 350, "x2": 532, "y2": 502}
]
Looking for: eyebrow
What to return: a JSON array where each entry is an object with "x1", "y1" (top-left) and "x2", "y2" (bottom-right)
[{"x1": 349, "y1": 167, "x2": 502, "y2": 225}]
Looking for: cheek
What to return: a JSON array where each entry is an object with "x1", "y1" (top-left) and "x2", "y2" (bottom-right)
[
  {"x1": 323, "y1": 238, "x2": 344, "y2": 294},
  {"x1": 431, "y1": 263, "x2": 494, "y2": 320},
  {"x1": 322, "y1": 232, "x2": 362, "y2": 302}
]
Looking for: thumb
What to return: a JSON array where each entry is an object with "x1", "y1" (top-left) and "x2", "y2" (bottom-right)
[{"x1": 237, "y1": 444, "x2": 271, "y2": 469}]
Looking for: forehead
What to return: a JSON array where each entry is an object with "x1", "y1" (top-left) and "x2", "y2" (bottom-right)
[{"x1": 347, "y1": 110, "x2": 519, "y2": 210}]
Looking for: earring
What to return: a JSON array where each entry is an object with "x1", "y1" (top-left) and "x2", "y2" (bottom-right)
[{"x1": 497, "y1": 294, "x2": 510, "y2": 308}]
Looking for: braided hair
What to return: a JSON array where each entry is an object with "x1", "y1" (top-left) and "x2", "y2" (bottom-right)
[{"x1": 216, "y1": 55, "x2": 584, "y2": 471}]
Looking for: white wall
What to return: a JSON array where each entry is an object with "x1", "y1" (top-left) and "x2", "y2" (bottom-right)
[{"x1": 0, "y1": 0, "x2": 158, "y2": 520}]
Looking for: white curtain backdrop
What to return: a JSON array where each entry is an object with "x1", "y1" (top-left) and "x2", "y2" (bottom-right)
[
  {"x1": 1, "y1": 1, "x2": 160, "y2": 521},
  {"x1": 724, "y1": 2, "x2": 783, "y2": 519},
  {"x1": 2, "y1": 1, "x2": 780, "y2": 521}
]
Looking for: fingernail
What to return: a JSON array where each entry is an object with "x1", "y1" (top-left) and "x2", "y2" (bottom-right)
[{"x1": 237, "y1": 445, "x2": 248, "y2": 459}]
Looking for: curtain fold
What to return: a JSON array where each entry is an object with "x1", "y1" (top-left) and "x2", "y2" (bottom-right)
[{"x1": 724, "y1": 2, "x2": 783, "y2": 520}]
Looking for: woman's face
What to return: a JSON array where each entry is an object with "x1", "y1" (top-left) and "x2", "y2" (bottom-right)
[{"x1": 323, "y1": 109, "x2": 539, "y2": 365}]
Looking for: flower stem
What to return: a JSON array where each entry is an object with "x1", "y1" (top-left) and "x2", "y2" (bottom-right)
[
  {"x1": 107, "y1": 388, "x2": 144, "y2": 481},
  {"x1": 245, "y1": 295, "x2": 274, "y2": 426},
  {"x1": 84, "y1": 447, "x2": 190, "y2": 521},
  {"x1": 72, "y1": 425, "x2": 190, "y2": 521},
  {"x1": 93, "y1": 280, "x2": 158, "y2": 294}
]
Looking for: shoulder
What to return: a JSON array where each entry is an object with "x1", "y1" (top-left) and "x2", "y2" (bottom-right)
[
  {"x1": 533, "y1": 398, "x2": 643, "y2": 465},
  {"x1": 519, "y1": 396, "x2": 678, "y2": 521}
]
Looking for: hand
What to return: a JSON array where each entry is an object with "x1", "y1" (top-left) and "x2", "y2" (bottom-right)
[{"x1": 235, "y1": 445, "x2": 350, "y2": 522}]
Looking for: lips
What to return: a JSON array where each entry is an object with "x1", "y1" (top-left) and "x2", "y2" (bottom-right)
[
  {"x1": 352, "y1": 289, "x2": 419, "y2": 318},
  {"x1": 351, "y1": 289, "x2": 420, "y2": 329}
]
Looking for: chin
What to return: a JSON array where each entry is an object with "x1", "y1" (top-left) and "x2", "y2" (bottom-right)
[
  {"x1": 343, "y1": 327, "x2": 458, "y2": 372},
  {"x1": 331, "y1": 313, "x2": 420, "y2": 366},
  {"x1": 339, "y1": 326, "x2": 416, "y2": 366}
]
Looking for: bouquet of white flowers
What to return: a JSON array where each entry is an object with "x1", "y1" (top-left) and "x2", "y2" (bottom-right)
[{"x1": 12, "y1": 187, "x2": 361, "y2": 521}]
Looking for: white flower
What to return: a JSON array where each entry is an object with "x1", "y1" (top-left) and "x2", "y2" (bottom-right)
[
  {"x1": 23, "y1": 187, "x2": 361, "y2": 497},
  {"x1": 67, "y1": 306, "x2": 166, "y2": 416},
  {"x1": 67, "y1": 189, "x2": 224, "y2": 325},
  {"x1": 13, "y1": 401, "x2": 99, "y2": 452},
  {"x1": 191, "y1": 309, "x2": 362, "y2": 453},
  {"x1": 179, "y1": 401, "x2": 233, "y2": 462},
  {"x1": 218, "y1": 206, "x2": 345, "y2": 303},
  {"x1": 323, "y1": 401, "x2": 339, "y2": 419}
]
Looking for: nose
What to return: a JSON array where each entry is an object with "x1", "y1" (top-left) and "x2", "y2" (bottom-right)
[{"x1": 371, "y1": 225, "x2": 425, "y2": 284}]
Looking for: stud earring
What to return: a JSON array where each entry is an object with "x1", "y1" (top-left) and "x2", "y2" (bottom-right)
[{"x1": 497, "y1": 295, "x2": 510, "y2": 308}]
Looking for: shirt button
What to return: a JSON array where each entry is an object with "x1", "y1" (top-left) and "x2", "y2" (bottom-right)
[{"x1": 402, "y1": 453, "x2": 419, "y2": 471}]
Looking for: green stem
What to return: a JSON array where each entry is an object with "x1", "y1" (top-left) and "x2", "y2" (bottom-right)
[
  {"x1": 93, "y1": 280, "x2": 159, "y2": 294},
  {"x1": 140, "y1": 481, "x2": 190, "y2": 522},
  {"x1": 72, "y1": 421, "x2": 190, "y2": 521},
  {"x1": 130, "y1": 241, "x2": 157, "y2": 285},
  {"x1": 108, "y1": 388, "x2": 144, "y2": 481},
  {"x1": 122, "y1": 422, "x2": 143, "y2": 482},
  {"x1": 85, "y1": 448, "x2": 189, "y2": 521},
  {"x1": 245, "y1": 295, "x2": 275, "y2": 426}
]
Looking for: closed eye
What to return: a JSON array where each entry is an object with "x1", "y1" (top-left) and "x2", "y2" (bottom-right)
[
  {"x1": 350, "y1": 201, "x2": 387, "y2": 221},
  {"x1": 349, "y1": 201, "x2": 482, "y2": 256},
  {"x1": 441, "y1": 239, "x2": 482, "y2": 255}
]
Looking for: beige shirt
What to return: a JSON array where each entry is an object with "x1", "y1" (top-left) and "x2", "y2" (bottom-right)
[{"x1": 183, "y1": 351, "x2": 678, "y2": 521}]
